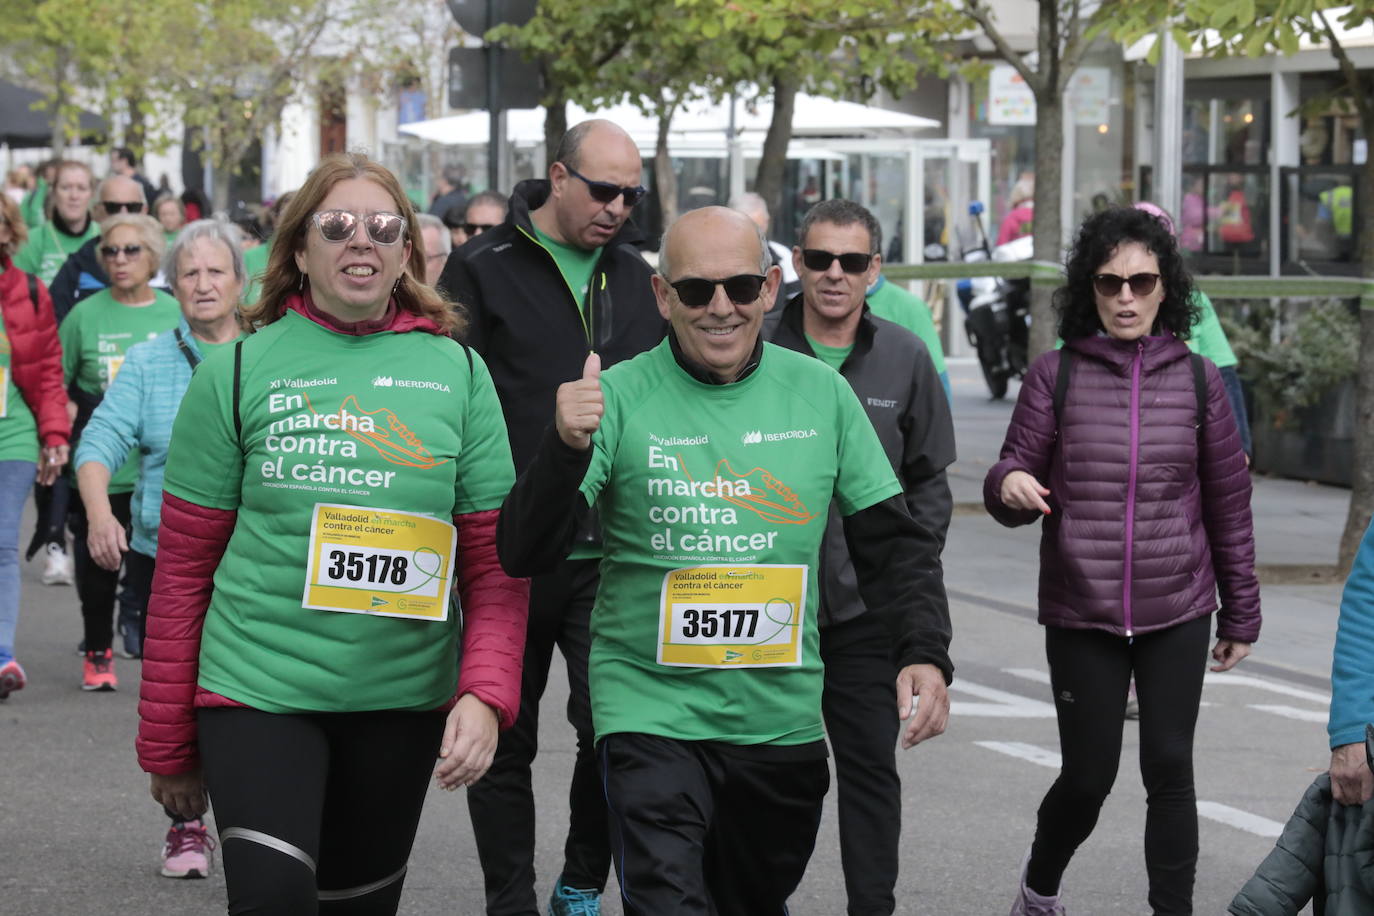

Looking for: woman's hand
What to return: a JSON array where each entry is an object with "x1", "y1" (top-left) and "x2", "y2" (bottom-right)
[
  {"x1": 86, "y1": 512, "x2": 128, "y2": 571},
  {"x1": 38, "y1": 444, "x2": 69, "y2": 486},
  {"x1": 1000, "y1": 470, "x2": 1051, "y2": 514},
  {"x1": 435, "y1": 693, "x2": 500, "y2": 791},
  {"x1": 1209, "y1": 638, "x2": 1251, "y2": 672},
  {"x1": 151, "y1": 769, "x2": 209, "y2": 821}
]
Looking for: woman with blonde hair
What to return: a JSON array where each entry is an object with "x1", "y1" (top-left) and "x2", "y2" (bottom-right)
[
  {"x1": 14, "y1": 160, "x2": 99, "y2": 284},
  {"x1": 137, "y1": 152, "x2": 528, "y2": 913}
]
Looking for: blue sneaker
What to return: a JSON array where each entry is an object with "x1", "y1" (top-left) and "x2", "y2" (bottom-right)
[{"x1": 548, "y1": 884, "x2": 600, "y2": 916}]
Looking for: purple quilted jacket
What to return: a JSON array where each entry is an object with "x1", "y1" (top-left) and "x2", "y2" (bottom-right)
[{"x1": 983, "y1": 333, "x2": 1260, "y2": 641}]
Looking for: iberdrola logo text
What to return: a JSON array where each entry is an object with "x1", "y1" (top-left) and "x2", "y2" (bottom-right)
[
  {"x1": 372, "y1": 375, "x2": 451, "y2": 393},
  {"x1": 741, "y1": 428, "x2": 818, "y2": 445}
]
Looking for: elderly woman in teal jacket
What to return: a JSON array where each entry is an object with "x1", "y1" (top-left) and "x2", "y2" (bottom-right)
[
  {"x1": 1330, "y1": 520, "x2": 1374, "y2": 807},
  {"x1": 74, "y1": 218, "x2": 244, "y2": 881}
]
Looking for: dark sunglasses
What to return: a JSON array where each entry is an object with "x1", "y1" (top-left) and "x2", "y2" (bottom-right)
[
  {"x1": 668, "y1": 274, "x2": 767, "y2": 308},
  {"x1": 99, "y1": 243, "x2": 144, "y2": 259},
  {"x1": 461, "y1": 222, "x2": 497, "y2": 236},
  {"x1": 312, "y1": 209, "x2": 407, "y2": 245},
  {"x1": 102, "y1": 200, "x2": 144, "y2": 214},
  {"x1": 801, "y1": 249, "x2": 872, "y2": 274},
  {"x1": 563, "y1": 165, "x2": 647, "y2": 208},
  {"x1": 1092, "y1": 272, "x2": 1160, "y2": 297}
]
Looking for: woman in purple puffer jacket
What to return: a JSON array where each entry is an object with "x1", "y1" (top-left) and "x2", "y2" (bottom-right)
[{"x1": 987, "y1": 206, "x2": 1260, "y2": 916}]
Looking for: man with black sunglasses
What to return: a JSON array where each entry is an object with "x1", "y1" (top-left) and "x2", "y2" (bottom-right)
[
  {"x1": 439, "y1": 119, "x2": 663, "y2": 916},
  {"x1": 498, "y1": 206, "x2": 952, "y2": 915},
  {"x1": 766, "y1": 198, "x2": 955, "y2": 916}
]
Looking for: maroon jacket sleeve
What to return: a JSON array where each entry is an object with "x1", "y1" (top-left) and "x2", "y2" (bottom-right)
[
  {"x1": 453, "y1": 507, "x2": 529, "y2": 729},
  {"x1": 136, "y1": 493, "x2": 236, "y2": 775},
  {"x1": 1197, "y1": 359, "x2": 1261, "y2": 642},
  {"x1": 984, "y1": 351, "x2": 1060, "y2": 528},
  {"x1": 7, "y1": 272, "x2": 70, "y2": 447}
]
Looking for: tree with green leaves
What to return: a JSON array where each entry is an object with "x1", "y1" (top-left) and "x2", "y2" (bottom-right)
[{"x1": 1110, "y1": 2, "x2": 1374, "y2": 572}]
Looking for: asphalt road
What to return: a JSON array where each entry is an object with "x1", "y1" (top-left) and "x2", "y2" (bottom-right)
[{"x1": 1, "y1": 359, "x2": 1339, "y2": 914}]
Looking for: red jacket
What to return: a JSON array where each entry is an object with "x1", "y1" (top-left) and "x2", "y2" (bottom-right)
[
  {"x1": 0, "y1": 256, "x2": 70, "y2": 447},
  {"x1": 136, "y1": 296, "x2": 529, "y2": 775}
]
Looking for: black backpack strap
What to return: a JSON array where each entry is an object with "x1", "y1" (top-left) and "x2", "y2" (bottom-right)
[
  {"x1": 25, "y1": 272, "x2": 38, "y2": 311},
  {"x1": 232, "y1": 339, "x2": 243, "y2": 446},
  {"x1": 173, "y1": 328, "x2": 202, "y2": 371},
  {"x1": 1190, "y1": 353, "x2": 1207, "y2": 434},
  {"x1": 1052, "y1": 348, "x2": 1074, "y2": 427}
]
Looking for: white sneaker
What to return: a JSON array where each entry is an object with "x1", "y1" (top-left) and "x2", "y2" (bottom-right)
[{"x1": 41, "y1": 543, "x2": 73, "y2": 586}]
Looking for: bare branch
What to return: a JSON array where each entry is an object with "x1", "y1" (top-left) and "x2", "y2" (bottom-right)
[
  {"x1": 967, "y1": 1, "x2": 1044, "y2": 94},
  {"x1": 1317, "y1": 7, "x2": 1374, "y2": 126}
]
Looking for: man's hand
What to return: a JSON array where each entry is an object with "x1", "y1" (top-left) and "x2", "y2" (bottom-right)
[
  {"x1": 999, "y1": 470, "x2": 1051, "y2": 514},
  {"x1": 555, "y1": 353, "x2": 603, "y2": 451},
  {"x1": 896, "y1": 663, "x2": 949, "y2": 749},
  {"x1": 1330, "y1": 742, "x2": 1374, "y2": 806},
  {"x1": 86, "y1": 512, "x2": 128, "y2": 572},
  {"x1": 151, "y1": 769, "x2": 208, "y2": 822},
  {"x1": 435, "y1": 694, "x2": 501, "y2": 790},
  {"x1": 1209, "y1": 639, "x2": 1251, "y2": 672},
  {"x1": 38, "y1": 444, "x2": 68, "y2": 486}
]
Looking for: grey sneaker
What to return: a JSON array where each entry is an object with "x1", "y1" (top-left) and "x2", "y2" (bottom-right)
[{"x1": 1009, "y1": 850, "x2": 1065, "y2": 916}]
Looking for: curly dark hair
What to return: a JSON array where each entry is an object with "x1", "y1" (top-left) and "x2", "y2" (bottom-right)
[{"x1": 1055, "y1": 206, "x2": 1199, "y2": 341}]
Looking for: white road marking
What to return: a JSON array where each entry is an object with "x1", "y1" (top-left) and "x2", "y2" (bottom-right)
[
  {"x1": 1003, "y1": 667, "x2": 1051, "y2": 685},
  {"x1": 1195, "y1": 802, "x2": 1283, "y2": 838},
  {"x1": 975, "y1": 741, "x2": 1062, "y2": 769},
  {"x1": 1204, "y1": 673, "x2": 1330, "y2": 705},
  {"x1": 950, "y1": 680, "x2": 1057, "y2": 718},
  {"x1": 1247, "y1": 704, "x2": 1327, "y2": 724}
]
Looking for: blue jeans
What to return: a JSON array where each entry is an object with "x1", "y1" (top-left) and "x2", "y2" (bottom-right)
[{"x1": 0, "y1": 460, "x2": 37, "y2": 664}]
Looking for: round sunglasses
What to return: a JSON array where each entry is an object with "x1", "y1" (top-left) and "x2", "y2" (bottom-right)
[
  {"x1": 668, "y1": 274, "x2": 766, "y2": 307},
  {"x1": 1092, "y1": 272, "x2": 1160, "y2": 297},
  {"x1": 311, "y1": 210, "x2": 408, "y2": 245}
]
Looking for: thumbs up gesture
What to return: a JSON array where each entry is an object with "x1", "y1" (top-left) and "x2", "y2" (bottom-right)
[{"x1": 555, "y1": 352, "x2": 604, "y2": 451}]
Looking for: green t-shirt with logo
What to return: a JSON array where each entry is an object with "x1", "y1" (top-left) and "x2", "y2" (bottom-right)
[
  {"x1": 14, "y1": 219, "x2": 99, "y2": 285},
  {"x1": 804, "y1": 335, "x2": 853, "y2": 372},
  {"x1": 531, "y1": 225, "x2": 600, "y2": 312},
  {"x1": 162, "y1": 310, "x2": 515, "y2": 714},
  {"x1": 60, "y1": 288, "x2": 180, "y2": 493},
  {"x1": 0, "y1": 304, "x2": 39, "y2": 463},
  {"x1": 579, "y1": 339, "x2": 901, "y2": 746}
]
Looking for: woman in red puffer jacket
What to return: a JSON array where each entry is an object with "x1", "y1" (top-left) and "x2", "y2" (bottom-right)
[
  {"x1": 0, "y1": 193, "x2": 72, "y2": 699},
  {"x1": 986, "y1": 206, "x2": 1260, "y2": 916}
]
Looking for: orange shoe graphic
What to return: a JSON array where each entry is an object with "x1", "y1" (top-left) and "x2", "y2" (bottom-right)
[
  {"x1": 680, "y1": 457, "x2": 815, "y2": 525},
  {"x1": 301, "y1": 393, "x2": 449, "y2": 470}
]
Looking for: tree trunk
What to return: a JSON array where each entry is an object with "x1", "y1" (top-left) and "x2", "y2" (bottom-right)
[
  {"x1": 754, "y1": 74, "x2": 798, "y2": 223},
  {"x1": 655, "y1": 102, "x2": 678, "y2": 228},
  {"x1": 1028, "y1": 87, "x2": 1064, "y2": 359},
  {"x1": 1337, "y1": 137, "x2": 1374, "y2": 573},
  {"x1": 49, "y1": 51, "x2": 68, "y2": 157},
  {"x1": 543, "y1": 91, "x2": 567, "y2": 168}
]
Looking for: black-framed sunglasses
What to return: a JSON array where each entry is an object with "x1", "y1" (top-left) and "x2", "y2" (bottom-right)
[
  {"x1": 99, "y1": 243, "x2": 144, "y2": 259},
  {"x1": 462, "y1": 222, "x2": 497, "y2": 236},
  {"x1": 801, "y1": 249, "x2": 872, "y2": 274},
  {"x1": 1092, "y1": 272, "x2": 1160, "y2": 297},
  {"x1": 668, "y1": 274, "x2": 767, "y2": 308},
  {"x1": 102, "y1": 200, "x2": 144, "y2": 214},
  {"x1": 311, "y1": 209, "x2": 408, "y2": 245},
  {"x1": 562, "y1": 164, "x2": 647, "y2": 208}
]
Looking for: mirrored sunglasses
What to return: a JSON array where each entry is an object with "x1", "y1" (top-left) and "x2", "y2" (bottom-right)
[
  {"x1": 1092, "y1": 272, "x2": 1160, "y2": 297},
  {"x1": 563, "y1": 165, "x2": 647, "y2": 208},
  {"x1": 801, "y1": 249, "x2": 872, "y2": 274},
  {"x1": 100, "y1": 243, "x2": 144, "y2": 259},
  {"x1": 312, "y1": 209, "x2": 407, "y2": 245},
  {"x1": 668, "y1": 274, "x2": 766, "y2": 308}
]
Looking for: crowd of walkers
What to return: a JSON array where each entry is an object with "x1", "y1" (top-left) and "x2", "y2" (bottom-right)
[{"x1": 0, "y1": 121, "x2": 1367, "y2": 916}]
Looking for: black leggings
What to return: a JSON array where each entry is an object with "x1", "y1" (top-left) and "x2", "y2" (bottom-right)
[
  {"x1": 1027, "y1": 614, "x2": 1210, "y2": 915},
  {"x1": 198, "y1": 706, "x2": 445, "y2": 915},
  {"x1": 68, "y1": 491, "x2": 141, "y2": 652}
]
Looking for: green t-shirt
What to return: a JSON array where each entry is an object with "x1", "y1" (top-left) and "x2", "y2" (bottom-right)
[
  {"x1": 14, "y1": 219, "x2": 99, "y2": 285},
  {"x1": 866, "y1": 276, "x2": 947, "y2": 375},
  {"x1": 240, "y1": 241, "x2": 271, "y2": 307},
  {"x1": 162, "y1": 310, "x2": 515, "y2": 714},
  {"x1": 530, "y1": 225, "x2": 600, "y2": 312},
  {"x1": 60, "y1": 288, "x2": 180, "y2": 493},
  {"x1": 805, "y1": 335, "x2": 853, "y2": 372},
  {"x1": 1185, "y1": 290, "x2": 1238, "y2": 369},
  {"x1": 0, "y1": 301, "x2": 38, "y2": 463},
  {"x1": 579, "y1": 339, "x2": 901, "y2": 746}
]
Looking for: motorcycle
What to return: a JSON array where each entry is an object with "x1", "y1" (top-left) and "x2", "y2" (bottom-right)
[{"x1": 956, "y1": 202, "x2": 1032, "y2": 399}]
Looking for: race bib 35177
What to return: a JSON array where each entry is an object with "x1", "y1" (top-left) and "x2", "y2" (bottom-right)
[{"x1": 657, "y1": 564, "x2": 807, "y2": 668}]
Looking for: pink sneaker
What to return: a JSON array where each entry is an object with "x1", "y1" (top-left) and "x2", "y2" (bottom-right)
[
  {"x1": 161, "y1": 819, "x2": 216, "y2": 878},
  {"x1": 0, "y1": 659, "x2": 25, "y2": 699},
  {"x1": 81, "y1": 649, "x2": 117, "y2": 691}
]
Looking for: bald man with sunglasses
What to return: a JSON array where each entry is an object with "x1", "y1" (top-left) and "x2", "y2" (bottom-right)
[
  {"x1": 439, "y1": 119, "x2": 663, "y2": 916},
  {"x1": 498, "y1": 206, "x2": 952, "y2": 915}
]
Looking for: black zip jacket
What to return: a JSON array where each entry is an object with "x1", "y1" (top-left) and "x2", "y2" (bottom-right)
[
  {"x1": 496, "y1": 329, "x2": 954, "y2": 683},
  {"x1": 48, "y1": 236, "x2": 108, "y2": 324},
  {"x1": 437, "y1": 178, "x2": 664, "y2": 475},
  {"x1": 766, "y1": 295, "x2": 956, "y2": 628}
]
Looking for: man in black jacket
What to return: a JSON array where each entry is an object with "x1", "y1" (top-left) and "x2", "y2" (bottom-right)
[
  {"x1": 766, "y1": 198, "x2": 956, "y2": 916},
  {"x1": 438, "y1": 119, "x2": 663, "y2": 916}
]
